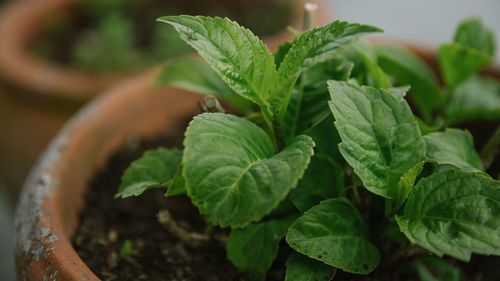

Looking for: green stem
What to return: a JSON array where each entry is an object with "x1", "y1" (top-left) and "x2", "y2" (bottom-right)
[{"x1": 481, "y1": 125, "x2": 500, "y2": 169}]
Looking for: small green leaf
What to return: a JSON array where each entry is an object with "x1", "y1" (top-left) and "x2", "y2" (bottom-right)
[
  {"x1": 158, "y1": 16, "x2": 278, "y2": 111},
  {"x1": 116, "y1": 148, "x2": 182, "y2": 198},
  {"x1": 272, "y1": 20, "x2": 381, "y2": 119},
  {"x1": 446, "y1": 76, "x2": 500, "y2": 124},
  {"x1": 411, "y1": 256, "x2": 463, "y2": 281},
  {"x1": 164, "y1": 164, "x2": 186, "y2": 197},
  {"x1": 183, "y1": 113, "x2": 314, "y2": 227},
  {"x1": 120, "y1": 239, "x2": 134, "y2": 258},
  {"x1": 351, "y1": 41, "x2": 391, "y2": 89},
  {"x1": 305, "y1": 117, "x2": 343, "y2": 165},
  {"x1": 453, "y1": 17, "x2": 496, "y2": 57},
  {"x1": 290, "y1": 154, "x2": 344, "y2": 212},
  {"x1": 285, "y1": 252, "x2": 335, "y2": 281},
  {"x1": 396, "y1": 169, "x2": 500, "y2": 261},
  {"x1": 328, "y1": 81, "x2": 426, "y2": 199},
  {"x1": 386, "y1": 161, "x2": 425, "y2": 213},
  {"x1": 286, "y1": 198, "x2": 380, "y2": 274},
  {"x1": 439, "y1": 18, "x2": 495, "y2": 87},
  {"x1": 155, "y1": 58, "x2": 253, "y2": 112},
  {"x1": 424, "y1": 128, "x2": 484, "y2": 171},
  {"x1": 439, "y1": 43, "x2": 492, "y2": 87},
  {"x1": 376, "y1": 45, "x2": 443, "y2": 119},
  {"x1": 274, "y1": 41, "x2": 293, "y2": 68},
  {"x1": 284, "y1": 58, "x2": 353, "y2": 139},
  {"x1": 386, "y1": 86, "x2": 410, "y2": 100},
  {"x1": 227, "y1": 216, "x2": 296, "y2": 279}
]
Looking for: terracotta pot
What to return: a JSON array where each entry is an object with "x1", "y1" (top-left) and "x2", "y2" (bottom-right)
[
  {"x1": 14, "y1": 45, "x2": 500, "y2": 280},
  {"x1": 15, "y1": 68, "x2": 202, "y2": 280},
  {"x1": 0, "y1": 0, "x2": 312, "y2": 102}
]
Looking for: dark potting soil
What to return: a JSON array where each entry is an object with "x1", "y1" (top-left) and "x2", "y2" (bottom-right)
[{"x1": 72, "y1": 121, "x2": 251, "y2": 281}]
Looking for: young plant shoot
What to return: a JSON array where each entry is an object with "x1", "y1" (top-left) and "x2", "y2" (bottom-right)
[{"x1": 116, "y1": 9, "x2": 500, "y2": 281}]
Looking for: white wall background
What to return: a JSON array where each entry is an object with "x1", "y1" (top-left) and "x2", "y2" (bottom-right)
[{"x1": 321, "y1": 0, "x2": 500, "y2": 63}]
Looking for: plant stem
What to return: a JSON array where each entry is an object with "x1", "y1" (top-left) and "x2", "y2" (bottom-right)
[
  {"x1": 481, "y1": 125, "x2": 500, "y2": 169},
  {"x1": 302, "y1": 3, "x2": 318, "y2": 31},
  {"x1": 197, "y1": 95, "x2": 226, "y2": 113},
  {"x1": 157, "y1": 209, "x2": 209, "y2": 247}
]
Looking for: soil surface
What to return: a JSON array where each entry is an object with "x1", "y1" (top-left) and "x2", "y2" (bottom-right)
[{"x1": 72, "y1": 121, "x2": 250, "y2": 281}]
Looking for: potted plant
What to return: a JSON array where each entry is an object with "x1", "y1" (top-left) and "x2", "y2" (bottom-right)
[
  {"x1": 16, "y1": 7, "x2": 500, "y2": 281},
  {"x1": 0, "y1": 0, "x2": 305, "y2": 101}
]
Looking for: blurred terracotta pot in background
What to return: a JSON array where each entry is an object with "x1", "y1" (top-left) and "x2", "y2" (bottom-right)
[{"x1": 0, "y1": 0, "x2": 307, "y2": 101}]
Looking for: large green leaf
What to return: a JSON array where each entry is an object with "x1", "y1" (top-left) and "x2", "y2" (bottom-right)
[
  {"x1": 116, "y1": 148, "x2": 182, "y2": 198},
  {"x1": 376, "y1": 45, "x2": 443, "y2": 119},
  {"x1": 285, "y1": 252, "x2": 335, "y2": 281},
  {"x1": 158, "y1": 16, "x2": 277, "y2": 112},
  {"x1": 286, "y1": 198, "x2": 380, "y2": 274},
  {"x1": 183, "y1": 113, "x2": 314, "y2": 227},
  {"x1": 396, "y1": 169, "x2": 500, "y2": 261},
  {"x1": 272, "y1": 20, "x2": 381, "y2": 119},
  {"x1": 290, "y1": 154, "x2": 344, "y2": 212},
  {"x1": 424, "y1": 128, "x2": 484, "y2": 171},
  {"x1": 227, "y1": 216, "x2": 296, "y2": 279},
  {"x1": 328, "y1": 81, "x2": 426, "y2": 199},
  {"x1": 154, "y1": 58, "x2": 253, "y2": 112},
  {"x1": 446, "y1": 76, "x2": 500, "y2": 124}
]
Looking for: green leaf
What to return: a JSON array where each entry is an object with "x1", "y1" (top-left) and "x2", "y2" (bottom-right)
[
  {"x1": 454, "y1": 17, "x2": 496, "y2": 57},
  {"x1": 154, "y1": 58, "x2": 253, "y2": 112},
  {"x1": 328, "y1": 81, "x2": 426, "y2": 199},
  {"x1": 424, "y1": 128, "x2": 484, "y2": 171},
  {"x1": 386, "y1": 161, "x2": 425, "y2": 214},
  {"x1": 305, "y1": 117, "x2": 343, "y2": 165},
  {"x1": 286, "y1": 198, "x2": 380, "y2": 274},
  {"x1": 183, "y1": 113, "x2": 314, "y2": 227},
  {"x1": 411, "y1": 257, "x2": 463, "y2": 281},
  {"x1": 300, "y1": 58, "x2": 354, "y2": 89},
  {"x1": 351, "y1": 41, "x2": 391, "y2": 89},
  {"x1": 164, "y1": 164, "x2": 186, "y2": 197},
  {"x1": 227, "y1": 216, "x2": 296, "y2": 279},
  {"x1": 446, "y1": 76, "x2": 500, "y2": 124},
  {"x1": 396, "y1": 169, "x2": 500, "y2": 261},
  {"x1": 116, "y1": 148, "x2": 182, "y2": 198},
  {"x1": 285, "y1": 252, "x2": 335, "y2": 281},
  {"x1": 376, "y1": 45, "x2": 443, "y2": 119},
  {"x1": 438, "y1": 43, "x2": 492, "y2": 87},
  {"x1": 120, "y1": 239, "x2": 135, "y2": 258},
  {"x1": 158, "y1": 16, "x2": 278, "y2": 111},
  {"x1": 275, "y1": 41, "x2": 293, "y2": 68},
  {"x1": 284, "y1": 58, "x2": 354, "y2": 139},
  {"x1": 272, "y1": 20, "x2": 381, "y2": 119},
  {"x1": 290, "y1": 154, "x2": 344, "y2": 212}
]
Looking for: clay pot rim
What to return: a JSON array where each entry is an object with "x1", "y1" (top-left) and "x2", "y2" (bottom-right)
[
  {"x1": 14, "y1": 67, "x2": 202, "y2": 280},
  {"x1": 14, "y1": 41, "x2": 500, "y2": 280},
  {"x1": 0, "y1": 0, "x2": 305, "y2": 102}
]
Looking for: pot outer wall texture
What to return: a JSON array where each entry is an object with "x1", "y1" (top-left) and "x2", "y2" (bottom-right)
[{"x1": 0, "y1": 0, "x2": 309, "y2": 101}]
